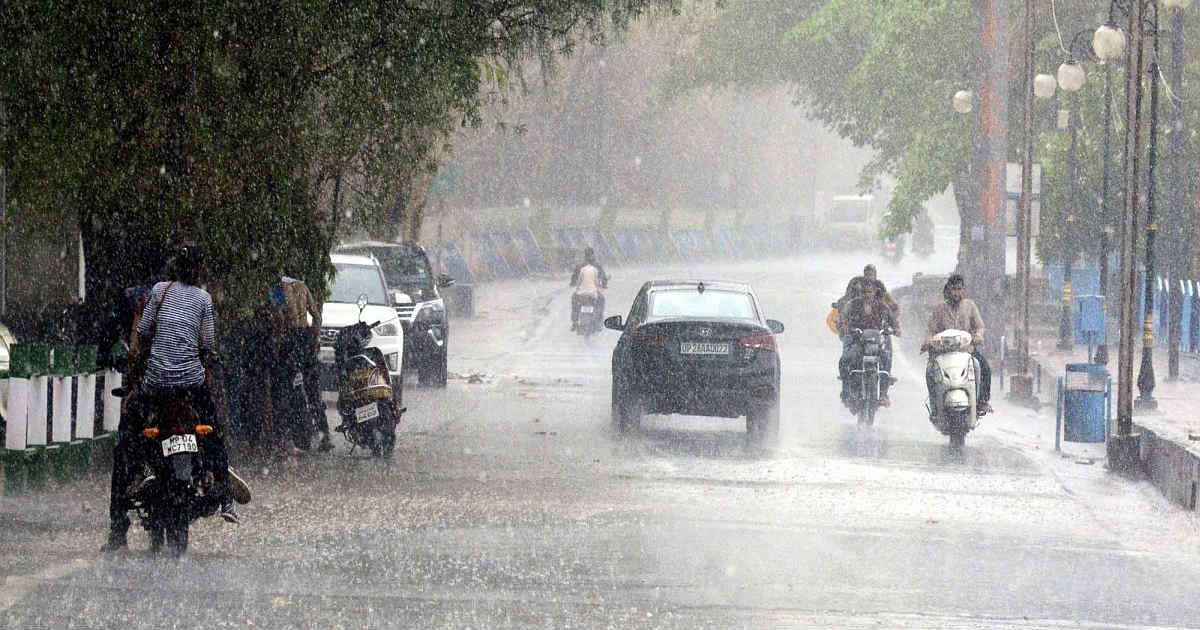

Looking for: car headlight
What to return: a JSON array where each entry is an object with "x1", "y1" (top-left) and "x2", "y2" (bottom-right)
[
  {"x1": 416, "y1": 302, "x2": 445, "y2": 324},
  {"x1": 373, "y1": 321, "x2": 400, "y2": 337}
]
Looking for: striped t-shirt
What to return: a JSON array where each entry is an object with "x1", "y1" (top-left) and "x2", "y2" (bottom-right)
[{"x1": 137, "y1": 281, "x2": 216, "y2": 388}]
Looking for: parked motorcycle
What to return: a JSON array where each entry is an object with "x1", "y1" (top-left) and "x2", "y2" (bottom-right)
[
  {"x1": 924, "y1": 328, "x2": 979, "y2": 448},
  {"x1": 845, "y1": 327, "x2": 892, "y2": 427},
  {"x1": 130, "y1": 396, "x2": 226, "y2": 556},
  {"x1": 575, "y1": 293, "x2": 604, "y2": 339},
  {"x1": 332, "y1": 295, "x2": 404, "y2": 458}
]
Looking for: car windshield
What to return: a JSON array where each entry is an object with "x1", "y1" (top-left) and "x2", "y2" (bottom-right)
[
  {"x1": 649, "y1": 289, "x2": 757, "y2": 320},
  {"x1": 328, "y1": 264, "x2": 388, "y2": 305},
  {"x1": 380, "y1": 253, "x2": 434, "y2": 300}
]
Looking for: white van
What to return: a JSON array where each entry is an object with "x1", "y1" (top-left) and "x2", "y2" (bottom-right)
[{"x1": 318, "y1": 253, "x2": 405, "y2": 394}]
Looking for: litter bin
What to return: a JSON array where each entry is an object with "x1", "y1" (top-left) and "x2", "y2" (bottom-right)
[{"x1": 1062, "y1": 363, "x2": 1109, "y2": 443}]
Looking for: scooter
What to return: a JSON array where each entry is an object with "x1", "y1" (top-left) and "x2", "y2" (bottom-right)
[
  {"x1": 332, "y1": 295, "x2": 405, "y2": 458},
  {"x1": 924, "y1": 328, "x2": 979, "y2": 448},
  {"x1": 845, "y1": 327, "x2": 892, "y2": 427}
]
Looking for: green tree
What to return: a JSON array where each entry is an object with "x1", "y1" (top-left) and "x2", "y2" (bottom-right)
[{"x1": 0, "y1": 0, "x2": 681, "y2": 344}]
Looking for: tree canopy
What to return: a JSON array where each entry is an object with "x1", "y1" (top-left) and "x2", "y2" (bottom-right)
[{"x1": 0, "y1": 0, "x2": 681, "y2": 343}]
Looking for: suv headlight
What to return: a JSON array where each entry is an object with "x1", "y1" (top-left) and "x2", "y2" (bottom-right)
[
  {"x1": 416, "y1": 302, "x2": 445, "y2": 324},
  {"x1": 372, "y1": 320, "x2": 400, "y2": 337}
]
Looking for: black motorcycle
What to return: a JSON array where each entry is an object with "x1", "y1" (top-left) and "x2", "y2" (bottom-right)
[
  {"x1": 575, "y1": 294, "x2": 603, "y2": 339},
  {"x1": 332, "y1": 296, "x2": 404, "y2": 457},
  {"x1": 846, "y1": 327, "x2": 893, "y2": 427},
  {"x1": 130, "y1": 396, "x2": 227, "y2": 556}
]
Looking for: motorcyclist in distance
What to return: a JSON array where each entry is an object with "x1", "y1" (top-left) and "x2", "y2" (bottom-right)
[
  {"x1": 923, "y1": 274, "x2": 992, "y2": 416},
  {"x1": 838, "y1": 280, "x2": 897, "y2": 406},
  {"x1": 569, "y1": 246, "x2": 608, "y2": 331}
]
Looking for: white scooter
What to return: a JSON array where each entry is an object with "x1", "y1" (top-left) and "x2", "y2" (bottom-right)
[{"x1": 924, "y1": 329, "x2": 980, "y2": 448}]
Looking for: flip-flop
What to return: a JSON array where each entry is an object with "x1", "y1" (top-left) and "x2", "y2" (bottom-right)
[{"x1": 228, "y1": 466, "x2": 252, "y2": 504}]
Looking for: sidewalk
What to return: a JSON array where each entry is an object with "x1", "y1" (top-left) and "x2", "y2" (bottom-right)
[{"x1": 1025, "y1": 334, "x2": 1200, "y2": 510}]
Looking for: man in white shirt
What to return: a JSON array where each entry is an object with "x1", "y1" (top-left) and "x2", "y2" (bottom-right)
[{"x1": 569, "y1": 247, "x2": 609, "y2": 331}]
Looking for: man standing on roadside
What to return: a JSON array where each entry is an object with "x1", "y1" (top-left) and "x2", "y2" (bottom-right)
[{"x1": 269, "y1": 275, "x2": 331, "y2": 453}]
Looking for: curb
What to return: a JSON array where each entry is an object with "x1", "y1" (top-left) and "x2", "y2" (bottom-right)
[
  {"x1": 1028, "y1": 353, "x2": 1199, "y2": 511},
  {"x1": 1, "y1": 433, "x2": 114, "y2": 496}
]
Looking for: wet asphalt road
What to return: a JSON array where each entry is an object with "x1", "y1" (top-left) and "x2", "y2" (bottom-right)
[{"x1": 2, "y1": 250, "x2": 1200, "y2": 629}]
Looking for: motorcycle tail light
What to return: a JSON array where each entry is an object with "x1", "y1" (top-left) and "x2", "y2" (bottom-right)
[
  {"x1": 195, "y1": 425, "x2": 214, "y2": 436},
  {"x1": 142, "y1": 428, "x2": 160, "y2": 439},
  {"x1": 168, "y1": 425, "x2": 187, "y2": 435}
]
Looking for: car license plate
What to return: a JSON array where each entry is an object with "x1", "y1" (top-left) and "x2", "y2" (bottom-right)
[
  {"x1": 680, "y1": 342, "x2": 730, "y2": 355},
  {"x1": 355, "y1": 402, "x2": 381, "y2": 424},
  {"x1": 580, "y1": 305, "x2": 594, "y2": 314},
  {"x1": 161, "y1": 434, "x2": 198, "y2": 457}
]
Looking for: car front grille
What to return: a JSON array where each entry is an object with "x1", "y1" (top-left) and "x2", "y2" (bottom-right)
[{"x1": 394, "y1": 304, "x2": 416, "y2": 320}]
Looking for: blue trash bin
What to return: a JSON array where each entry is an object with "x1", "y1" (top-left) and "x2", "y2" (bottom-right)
[{"x1": 1063, "y1": 363, "x2": 1108, "y2": 443}]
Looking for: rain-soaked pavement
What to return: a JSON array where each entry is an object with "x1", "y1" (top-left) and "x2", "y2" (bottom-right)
[{"x1": 3, "y1": 249, "x2": 1200, "y2": 629}]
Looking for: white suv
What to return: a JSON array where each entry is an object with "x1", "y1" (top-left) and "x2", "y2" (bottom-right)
[{"x1": 319, "y1": 253, "x2": 405, "y2": 394}]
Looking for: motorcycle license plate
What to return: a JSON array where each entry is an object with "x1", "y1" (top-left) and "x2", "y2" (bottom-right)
[
  {"x1": 318, "y1": 347, "x2": 335, "y2": 364},
  {"x1": 580, "y1": 305, "x2": 594, "y2": 314},
  {"x1": 161, "y1": 434, "x2": 198, "y2": 457},
  {"x1": 355, "y1": 402, "x2": 381, "y2": 424},
  {"x1": 680, "y1": 342, "x2": 729, "y2": 355},
  {"x1": 293, "y1": 372, "x2": 304, "y2": 387}
]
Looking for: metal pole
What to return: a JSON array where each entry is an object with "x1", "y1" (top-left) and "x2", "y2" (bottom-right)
[
  {"x1": 1058, "y1": 90, "x2": 1081, "y2": 350},
  {"x1": 1136, "y1": 3, "x2": 1160, "y2": 410},
  {"x1": 1017, "y1": 0, "x2": 1034, "y2": 377},
  {"x1": 1167, "y1": 8, "x2": 1185, "y2": 380},
  {"x1": 1111, "y1": 0, "x2": 1146, "y2": 472},
  {"x1": 0, "y1": 98, "x2": 6, "y2": 318},
  {"x1": 1095, "y1": 63, "x2": 1114, "y2": 365}
]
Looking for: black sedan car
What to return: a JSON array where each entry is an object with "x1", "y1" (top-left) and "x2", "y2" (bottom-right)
[{"x1": 605, "y1": 280, "x2": 784, "y2": 444}]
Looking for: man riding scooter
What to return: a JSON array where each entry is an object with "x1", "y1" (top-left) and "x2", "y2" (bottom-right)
[
  {"x1": 569, "y1": 247, "x2": 609, "y2": 331},
  {"x1": 924, "y1": 274, "x2": 993, "y2": 416}
]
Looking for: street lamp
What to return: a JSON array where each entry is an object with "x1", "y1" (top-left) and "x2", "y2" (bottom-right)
[
  {"x1": 1135, "y1": 2, "x2": 1163, "y2": 412},
  {"x1": 1164, "y1": 0, "x2": 1191, "y2": 380},
  {"x1": 1092, "y1": 20, "x2": 1125, "y2": 366},
  {"x1": 1011, "y1": 0, "x2": 1056, "y2": 405},
  {"x1": 952, "y1": 90, "x2": 974, "y2": 114},
  {"x1": 1056, "y1": 57, "x2": 1086, "y2": 351}
]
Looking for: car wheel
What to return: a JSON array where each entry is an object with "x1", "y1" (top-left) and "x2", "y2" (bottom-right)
[
  {"x1": 746, "y1": 396, "x2": 780, "y2": 448},
  {"x1": 391, "y1": 374, "x2": 404, "y2": 407},
  {"x1": 611, "y1": 377, "x2": 641, "y2": 433},
  {"x1": 419, "y1": 350, "x2": 448, "y2": 388}
]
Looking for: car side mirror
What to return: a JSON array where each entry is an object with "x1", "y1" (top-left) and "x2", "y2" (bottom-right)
[
  {"x1": 604, "y1": 315, "x2": 624, "y2": 331},
  {"x1": 767, "y1": 319, "x2": 785, "y2": 334},
  {"x1": 437, "y1": 273, "x2": 455, "y2": 288}
]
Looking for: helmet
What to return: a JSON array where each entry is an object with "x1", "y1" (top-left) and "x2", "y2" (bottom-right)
[{"x1": 175, "y1": 242, "x2": 205, "y2": 283}]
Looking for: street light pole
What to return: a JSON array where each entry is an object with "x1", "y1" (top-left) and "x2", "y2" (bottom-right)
[
  {"x1": 1112, "y1": 0, "x2": 1148, "y2": 471},
  {"x1": 1058, "y1": 87, "x2": 1082, "y2": 351},
  {"x1": 1094, "y1": 60, "x2": 1115, "y2": 366},
  {"x1": 1136, "y1": 3, "x2": 1161, "y2": 411},
  {"x1": 1165, "y1": 1, "x2": 1190, "y2": 378}
]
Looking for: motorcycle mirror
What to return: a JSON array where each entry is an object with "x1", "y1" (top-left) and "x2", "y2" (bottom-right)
[{"x1": 356, "y1": 293, "x2": 368, "y2": 315}]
